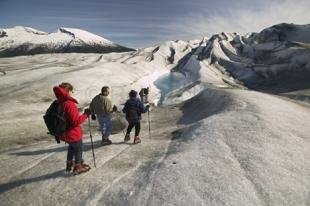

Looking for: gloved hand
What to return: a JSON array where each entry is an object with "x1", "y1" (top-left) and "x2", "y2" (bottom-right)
[
  {"x1": 145, "y1": 105, "x2": 150, "y2": 110},
  {"x1": 91, "y1": 114, "x2": 96, "y2": 120},
  {"x1": 55, "y1": 136, "x2": 60, "y2": 144},
  {"x1": 84, "y1": 108, "x2": 91, "y2": 115},
  {"x1": 112, "y1": 105, "x2": 117, "y2": 112}
]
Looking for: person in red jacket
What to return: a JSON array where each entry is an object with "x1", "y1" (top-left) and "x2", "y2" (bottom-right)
[{"x1": 53, "y1": 82, "x2": 91, "y2": 175}]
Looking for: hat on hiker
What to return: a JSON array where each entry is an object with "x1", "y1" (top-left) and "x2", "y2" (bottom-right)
[{"x1": 129, "y1": 90, "x2": 137, "y2": 98}]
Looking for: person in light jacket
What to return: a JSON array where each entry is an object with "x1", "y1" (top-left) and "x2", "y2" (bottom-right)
[{"x1": 90, "y1": 86, "x2": 117, "y2": 146}]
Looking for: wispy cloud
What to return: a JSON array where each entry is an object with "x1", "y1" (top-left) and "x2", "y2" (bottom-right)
[
  {"x1": 164, "y1": 0, "x2": 310, "y2": 40},
  {"x1": 108, "y1": 0, "x2": 310, "y2": 47}
]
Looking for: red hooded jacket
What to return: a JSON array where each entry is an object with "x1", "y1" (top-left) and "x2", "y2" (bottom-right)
[{"x1": 53, "y1": 86, "x2": 89, "y2": 143}]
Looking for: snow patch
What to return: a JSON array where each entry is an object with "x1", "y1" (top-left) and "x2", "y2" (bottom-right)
[{"x1": 59, "y1": 27, "x2": 115, "y2": 45}]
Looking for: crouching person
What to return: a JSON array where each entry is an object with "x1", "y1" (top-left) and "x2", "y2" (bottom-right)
[
  {"x1": 90, "y1": 86, "x2": 117, "y2": 146},
  {"x1": 122, "y1": 90, "x2": 150, "y2": 144},
  {"x1": 53, "y1": 82, "x2": 91, "y2": 175}
]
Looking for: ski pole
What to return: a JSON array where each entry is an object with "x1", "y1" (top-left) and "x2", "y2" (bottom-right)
[{"x1": 88, "y1": 118, "x2": 97, "y2": 168}]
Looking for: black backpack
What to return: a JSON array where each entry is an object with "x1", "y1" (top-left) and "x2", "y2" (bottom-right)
[
  {"x1": 43, "y1": 100, "x2": 67, "y2": 143},
  {"x1": 127, "y1": 105, "x2": 139, "y2": 122}
]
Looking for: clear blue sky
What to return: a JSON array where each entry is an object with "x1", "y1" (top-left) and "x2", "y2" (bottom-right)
[{"x1": 1, "y1": 0, "x2": 309, "y2": 48}]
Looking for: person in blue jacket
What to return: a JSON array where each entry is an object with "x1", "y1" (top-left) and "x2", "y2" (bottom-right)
[{"x1": 122, "y1": 90, "x2": 150, "y2": 144}]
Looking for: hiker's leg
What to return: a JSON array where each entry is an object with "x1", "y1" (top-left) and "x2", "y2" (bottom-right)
[
  {"x1": 99, "y1": 116, "x2": 111, "y2": 139},
  {"x1": 66, "y1": 144, "x2": 75, "y2": 171},
  {"x1": 104, "y1": 117, "x2": 112, "y2": 139},
  {"x1": 102, "y1": 117, "x2": 108, "y2": 138},
  {"x1": 73, "y1": 140, "x2": 83, "y2": 164},
  {"x1": 99, "y1": 116, "x2": 112, "y2": 145},
  {"x1": 72, "y1": 140, "x2": 90, "y2": 174},
  {"x1": 134, "y1": 121, "x2": 141, "y2": 137},
  {"x1": 97, "y1": 115, "x2": 106, "y2": 137},
  {"x1": 133, "y1": 121, "x2": 142, "y2": 144},
  {"x1": 102, "y1": 117, "x2": 112, "y2": 144},
  {"x1": 67, "y1": 144, "x2": 74, "y2": 161},
  {"x1": 126, "y1": 122, "x2": 135, "y2": 135}
]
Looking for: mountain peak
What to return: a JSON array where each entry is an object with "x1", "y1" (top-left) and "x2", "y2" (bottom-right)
[
  {"x1": 0, "y1": 26, "x2": 134, "y2": 57},
  {"x1": 58, "y1": 27, "x2": 115, "y2": 45}
]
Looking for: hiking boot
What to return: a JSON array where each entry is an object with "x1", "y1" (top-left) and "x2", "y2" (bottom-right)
[
  {"x1": 133, "y1": 136, "x2": 141, "y2": 144},
  {"x1": 66, "y1": 160, "x2": 75, "y2": 172},
  {"x1": 101, "y1": 138, "x2": 112, "y2": 146},
  {"x1": 81, "y1": 159, "x2": 91, "y2": 170},
  {"x1": 124, "y1": 134, "x2": 130, "y2": 142},
  {"x1": 73, "y1": 164, "x2": 90, "y2": 175},
  {"x1": 82, "y1": 163, "x2": 91, "y2": 170}
]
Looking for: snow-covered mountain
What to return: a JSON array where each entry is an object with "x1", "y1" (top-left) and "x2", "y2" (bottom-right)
[
  {"x1": 0, "y1": 26, "x2": 134, "y2": 57},
  {"x1": 166, "y1": 23, "x2": 310, "y2": 93}
]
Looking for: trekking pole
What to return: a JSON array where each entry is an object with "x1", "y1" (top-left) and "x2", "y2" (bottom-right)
[
  {"x1": 122, "y1": 125, "x2": 126, "y2": 137},
  {"x1": 88, "y1": 118, "x2": 97, "y2": 168},
  {"x1": 148, "y1": 110, "x2": 151, "y2": 139},
  {"x1": 118, "y1": 113, "x2": 126, "y2": 137}
]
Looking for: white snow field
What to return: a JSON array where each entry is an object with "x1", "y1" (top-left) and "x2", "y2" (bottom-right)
[{"x1": 0, "y1": 23, "x2": 309, "y2": 206}]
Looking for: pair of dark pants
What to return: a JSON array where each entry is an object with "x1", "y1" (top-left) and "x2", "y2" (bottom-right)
[
  {"x1": 139, "y1": 95, "x2": 148, "y2": 103},
  {"x1": 67, "y1": 140, "x2": 83, "y2": 164},
  {"x1": 126, "y1": 121, "x2": 141, "y2": 137}
]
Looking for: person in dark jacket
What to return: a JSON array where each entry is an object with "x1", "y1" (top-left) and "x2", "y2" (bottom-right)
[
  {"x1": 53, "y1": 82, "x2": 91, "y2": 175},
  {"x1": 122, "y1": 90, "x2": 149, "y2": 144}
]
